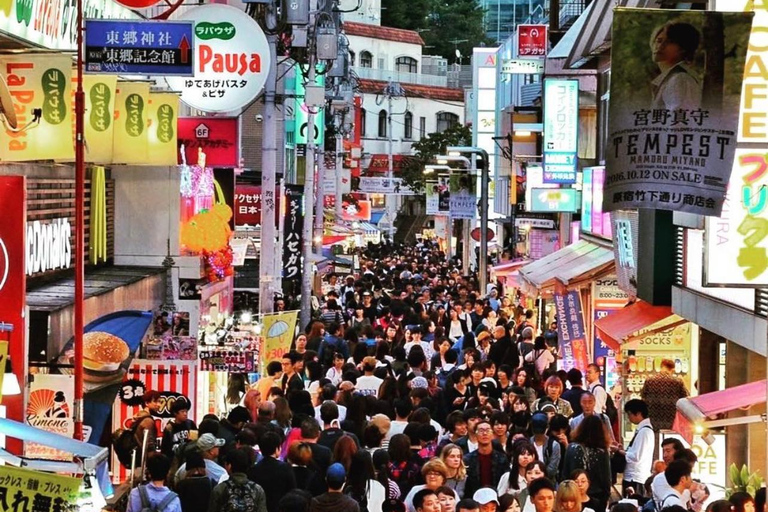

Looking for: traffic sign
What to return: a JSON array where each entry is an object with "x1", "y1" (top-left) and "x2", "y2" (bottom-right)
[{"x1": 85, "y1": 19, "x2": 194, "y2": 76}]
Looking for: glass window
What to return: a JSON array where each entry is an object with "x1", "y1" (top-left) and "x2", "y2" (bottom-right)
[
  {"x1": 395, "y1": 56, "x2": 417, "y2": 73},
  {"x1": 419, "y1": 116, "x2": 426, "y2": 138},
  {"x1": 378, "y1": 110, "x2": 387, "y2": 138},
  {"x1": 436, "y1": 112, "x2": 459, "y2": 133},
  {"x1": 360, "y1": 108, "x2": 366, "y2": 137},
  {"x1": 404, "y1": 111, "x2": 413, "y2": 139},
  {"x1": 360, "y1": 51, "x2": 373, "y2": 68},
  {"x1": 349, "y1": 50, "x2": 355, "y2": 67}
]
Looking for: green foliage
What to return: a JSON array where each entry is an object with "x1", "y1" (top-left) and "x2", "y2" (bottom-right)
[
  {"x1": 399, "y1": 123, "x2": 472, "y2": 193},
  {"x1": 726, "y1": 463, "x2": 763, "y2": 499},
  {"x1": 380, "y1": 0, "x2": 491, "y2": 61}
]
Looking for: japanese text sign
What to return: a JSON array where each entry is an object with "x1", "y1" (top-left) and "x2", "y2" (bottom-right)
[
  {"x1": 166, "y1": 4, "x2": 271, "y2": 113},
  {"x1": 283, "y1": 185, "x2": 304, "y2": 281},
  {"x1": 261, "y1": 311, "x2": 299, "y2": 365},
  {"x1": 517, "y1": 25, "x2": 547, "y2": 57},
  {"x1": 604, "y1": 8, "x2": 752, "y2": 216},
  {"x1": 178, "y1": 117, "x2": 239, "y2": 167},
  {"x1": 554, "y1": 290, "x2": 589, "y2": 371},
  {"x1": 85, "y1": 20, "x2": 194, "y2": 76},
  {"x1": 112, "y1": 81, "x2": 149, "y2": 164},
  {"x1": 358, "y1": 177, "x2": 416, "y2": 195},
  {"x1": 82, "y1": 74, "x2": 117, "y2": 164},
  {"x1": 529, "y1": 188, "x2": 580, "y2": 212},
  {"x1": 0, "y1": 465, "x2": 80, "y2": 512},
  {"x1": 543, "y1": 79, "x2": 578, "y2": 184},
  {"x1": 146, "y1": 92, "x2": 179, "y2": 165},
  {"x1": 501, "y1": 59, "x2": 544, "y2": 74}
]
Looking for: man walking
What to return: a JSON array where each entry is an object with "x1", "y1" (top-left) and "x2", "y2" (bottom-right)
[
  {"x1": 619, "y1": 399, "x2": 654, "y2": 497},
  {"x1": 248, "y1": 432, "x2": 297, "y2": 512},
  {"x1": 210, "y1": 448, "x2": 268, "y2": 512},
  {"x1": 309, "y1": 463, "x2": 360, "y2": 512},
  {"x1": 463, "y1": 419, "x2": 508, "y2": 497}
]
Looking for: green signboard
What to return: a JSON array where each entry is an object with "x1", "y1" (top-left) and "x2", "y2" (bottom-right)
[{"x1": 529, "y1": 188, "x2": 580, "y2": 213}]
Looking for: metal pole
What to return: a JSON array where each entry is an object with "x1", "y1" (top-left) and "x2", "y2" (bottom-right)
[
  {"x1": 387, "y1": 90, "x2": 395, "y2": 241},
  {"x1": 335, "y1": 114, "x2": 343, "y2": 218},
  {"x1": 74, "y1": 0, "x2": 85, "y2": 441},
  {"x1": 479, "y1": 151, "x2": 489, "y2": 296},
  {"x1": 275, "y1": 176, "x2": 284, "y2": 296},
  {"x1": 462, "y1": 218, "x2": 470, "y2": 275},
  {"x1": 259, "y1": 28, "x2": 279, "y2": 316},
  {"x1": 300, "y1": 61, "x2": 317, "y2": 330},
  {"x1": 314, "y1": 147, "x2": 325, "y2": 255}
]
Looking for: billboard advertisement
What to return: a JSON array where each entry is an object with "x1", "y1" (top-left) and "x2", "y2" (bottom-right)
[
  {"x1": 543, "y1": 79, "x2": 579, "y2": 184},
  {"x1": 517, "y1": 24, "x2": 547, "y2": 57},
  {"x1": 603, "y1": 8, "x2": 752, "y2": 216}
]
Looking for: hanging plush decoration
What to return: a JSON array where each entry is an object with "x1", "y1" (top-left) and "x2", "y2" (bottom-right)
[
  {"x1": 203, "y1": 246, "x2": 235, "y2": 282},
  {"x1": 180, "y1": 178, "x2": 233, "y2": 254}
]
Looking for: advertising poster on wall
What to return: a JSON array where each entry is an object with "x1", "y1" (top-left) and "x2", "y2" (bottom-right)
[
  {"x1": 426, "y1": 178, "x2": 439, "y2": 215},
  {"x1": 604, "y1": 8, "x2": 752, "y2": 216},
  {"x1": 449, "y1": 171, "x2": 477, "y2": 219},
  {"x1": 592, "y1": 277, "x2": 630, "y2": 388},
  {"x1": 25, "y1": 374, "x2": 75, "y2": 460},
  {"x1": 554, "y1": 291, "x2": 589, "y2": 371}
]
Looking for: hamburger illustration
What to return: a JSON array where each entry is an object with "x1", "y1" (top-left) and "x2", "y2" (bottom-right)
[{"x1": 82, "y1": 331, "x2": 130, "y2": 374}]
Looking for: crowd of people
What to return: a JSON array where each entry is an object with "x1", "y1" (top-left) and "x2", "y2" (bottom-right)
[{"x1": 124, "y1": 241, "x2": 737, "y2": 512}]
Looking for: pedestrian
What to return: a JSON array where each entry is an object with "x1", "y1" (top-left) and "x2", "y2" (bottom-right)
[
  {"x1": 497, "y1": 440, "x2": 537, "y2": 498},
  {"x1": 561, "y1": 416, "x2": 612, "y2": 512},
  {"x1": 132, "y1": 389, "x2": 162, "y2": 455},
  {"x1": 174, "y1": 433, "x2": 227, "y2": 485},
  {"x1": 560, "y1": 370, "x2": 587, "y2": 417},
  {"x1": 440, "y1": 443, "x2": 468, "y2": 498},
  {"x1": 656, "y1": 460, "x2": 694, "y2": 509},
  {"x1": 640, "y1": 359, "x2": 688, "y2": 430},
  {"x1": 474, "y1": 488, "x2": 501, "y2": 512},
  {"x1": 464, "y1": 419, "x2": 509, "y2": 497},
  {"x1": 209, "y1": 448, "x2": 268, "y2": 512},
  {"x1": 620, "y1": 399, "x2": 654, "y2": 497},
  {"x1": 528, "y1": 478, "x2": 556, "y2": 512},
  {"x1": 126, "y1": 453, "x2": 181, "y2": 512},
  {"x1": 176, "y1": 450, "x2": 214, "y2": 512},
  {"x1": 247, "y1": 432, "x2": 297, "y2": 512},
  {"x1": 310, "y1": 463, "x2": 361, "y2": 512},
  {"x1": 160, "y1": 399, "x2": 197, "y2": 459},
  {"x1": 533, "y1": 377, "x2": 573, "y2": 417},
  {"x1": 555, "y1": 480, "x2": 591, "y2": 512},
  {"x1": 403, "y1": 459, "x2": 459, "y2": 512}
]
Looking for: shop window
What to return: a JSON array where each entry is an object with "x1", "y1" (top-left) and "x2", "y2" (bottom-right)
[
  {"x1": 378, "y1": 110, "x2": 387, "y2": 138},
  {"x1": 419, "y1": 116, "x2": 426, "y2": 138},
  {"x1": 404, "y1": 111, "x2": 413, "y2": 139},
  {"x1": 395, "y1": 56, "x2": 417, "y2": 74}
]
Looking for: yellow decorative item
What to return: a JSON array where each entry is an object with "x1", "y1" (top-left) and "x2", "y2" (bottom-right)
[
  {"x1": 146, "y1": 92, "x2": 179, "y2": 165},
  {"x1": 112, "y1": 81, "x2": 149, "y2": 164},
  {"x1": 89, "y1": 166, "x2": 107, "y2": 264},
  {"x1": 180, "y1": 178, "x2": 232, "y2": 254},
  {"x1": 83, "y1": 74, "x2": 117, "y2": 164}
]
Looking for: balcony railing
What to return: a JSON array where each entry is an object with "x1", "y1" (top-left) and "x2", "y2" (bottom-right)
[{"x1": 351, "y1": 66, "x2": 449, "y2": 87}]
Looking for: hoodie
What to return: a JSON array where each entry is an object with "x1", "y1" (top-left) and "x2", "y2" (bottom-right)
[{"x1": 309, "y1": 492, "x2": 360, "y2": 512}]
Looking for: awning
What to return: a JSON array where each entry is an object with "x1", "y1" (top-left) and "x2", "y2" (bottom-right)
[
  {"x1": 518, "y1": 240, "x2": 614, "y2": 292},
  {"x1": 359, "y1": 222, "x2": 380, "y2": 234},
  {"x1": 491, "y1": 260, "x2": 530, "y2": 278},
  {"x1": 370, "y1": 211, "x2": 385, "y2": 225},
  {"x1": 593, "y1": 300, "x2": 686, "y2": 351},
  {"x1": 673, "y1": 380, "x2": 768, "y2": 443}
]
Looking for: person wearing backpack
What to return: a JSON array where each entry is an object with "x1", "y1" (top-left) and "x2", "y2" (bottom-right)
[
  {"x1": 210, "y1": 448, "x2": 267, "y2": 512},
  {"x1": 309, "y1": 463, "x2": 360, "y2": 512},
  {"x1": 126, "y1": 452, "x2": 181, "y2": 512},
  {"x1": 643, "y1": 460, "x2": 692, "y2": 512}
]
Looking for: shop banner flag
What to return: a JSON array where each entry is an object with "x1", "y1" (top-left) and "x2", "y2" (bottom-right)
[
  {"x1": 426, "y1": 178, "x2": 439, "y2": 215},
  {"x1": 449, "y1": 171, "x2": 476, "y2": 219},
  {"x1": 146, "y1": 92, "x2": 178, "y2": 165},
  {"x1": 0, "y1": 465, "x2": 80, "y2": 511},
  {"x1": 283, "y1": 185, "x2": 304, "y2": 282},
  {"x1": 554, "y1": 291, "x2": 589, "y2": 371},
  {"x1": 358, "y1": 177, "x2": 417, "y2": 195},
  {"x1": 24, "y1": 374, "x2": 75, "y2": 461},
  {"x1": 262, "y1": 310, "x2": 299, "y2": 366},
  {"x1": 0, "y1": 54, "x2": 74, "y2": 161},
  {"x1": 604, "y1": 8, "x2": 753, "y2": 216},
  {"x1": 438, "y1": 174, "x2": 450, "y2": 214},
  {"x1": 82, "y1": 74, "x2": 117, "y2": 164},
  {"x1": 112, "y1": 81, "x2": 149, "y2": 164}
]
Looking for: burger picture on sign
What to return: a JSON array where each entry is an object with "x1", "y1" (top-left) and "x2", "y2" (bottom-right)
[{"x1": 63, "y1": 331, "x2": 131, "y2": 386}]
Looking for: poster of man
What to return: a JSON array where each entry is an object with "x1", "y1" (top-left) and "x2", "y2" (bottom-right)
[
  {"x1": 603, "y1": 8, "x2": 752, "y2": 216},
  {"x1": 438, "y1": 174, "x2": 450, "y2": 213},
  {"x1": 449, "y1": 171, "x2": 477, "y2": 219}
]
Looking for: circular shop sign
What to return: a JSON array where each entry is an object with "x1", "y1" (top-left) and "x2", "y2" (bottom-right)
[
  {"x1": 114, "y1": 0, "x2": 163, "y2": 8},
  {"x1": 166, "y1": 4, "x2": 271, "y2": 113}
]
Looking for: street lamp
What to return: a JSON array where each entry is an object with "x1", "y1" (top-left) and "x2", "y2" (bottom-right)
[
  {"x1": 436, "y1": 155, "x2": 471, "y2": 166},
  {"x1": 424, "y1": 164, "x2": 451, "y2": 174},
  {"x1": 446, "y1": 146, "x2": 490, "y2": 295}
]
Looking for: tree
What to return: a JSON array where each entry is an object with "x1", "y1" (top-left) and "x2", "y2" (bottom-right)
[
  {"x1": 399, "y1": 123, "x2": 472, "y2": 193},
  {"x1": 422, "y1": 0, "x2": 493, "y2": 61},
  {"x1": 381, "y1": 0, "x2": 430, "y2": 31}
]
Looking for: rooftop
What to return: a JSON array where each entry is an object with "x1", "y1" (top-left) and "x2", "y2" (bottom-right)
[
  {"x1": 344, "y1": 21, "x2": 425, "y2": 46},
  {"x1": 358, "y1": 78, "x2": 464, "y2": 102}
]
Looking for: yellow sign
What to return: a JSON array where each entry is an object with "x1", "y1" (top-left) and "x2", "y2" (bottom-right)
[
  {"x1": 0, "y1": 341, "x2": 7, "y2": 403},
  {"x1": 0, "y1": 465, "x2": 80, "y2": 512},
  {"x1": 0, "y1": 54, "x2": 74, "y2": 161},
  {"x1": 146, "y1": 93, "x2": 178, "y2": 166},
  {"x1": 112, "y1": 81, "x2": 149, "y2": 164},
  {"x1": 262, "y1": 311, "x2": 299, "y2": 365},
  {"x1": 83, "y1": 75, "x2": 117, "y2": 164}
]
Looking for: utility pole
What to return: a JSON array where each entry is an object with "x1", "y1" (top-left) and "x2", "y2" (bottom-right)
[
  {"x1": 335, "y1": 111, "x2": 344, "y2": 218},
  {"x1": 314, "y1": 146, "x2": 325, "y2": 255},
  {"x1": 300, "y1": 62, "x2": 317, "y2": 330},
  {"x1": 382, "y1": 80, "x2": 403, "y2": 241}
]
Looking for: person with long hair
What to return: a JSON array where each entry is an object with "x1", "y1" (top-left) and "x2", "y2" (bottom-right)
[
  {"x1": 513, "y1": 369, "x2": 537, "y2": 407},
  {"x1": 556, "y1": 480, "x2": 592, "y2": 512},
  {"x1": 272, "y1": 396, "x2": 292, "y2": 434},
  {"x1": 570, "y1": 470, "x2": 601, "y2": 512},
  {"x1": 373, "y1": 447, "x2": 402, "y2": 500},
  {"x1": 225, "y1": 373, "x2": 247, "y2": 413},
  {"x1": 332, "y1": 434, "x2": 358, "y2": 471},
  {"x1": 175, "y1": 451, "x2": 213, "y2": 512},
  {"x1": 514, "y1": 461, "x2": 547, "y2": 512},
  {"x1": 440, "y1": 443, "x2": 467, "y2": 498},
  {"x1": 524, "y1": 336, "x2": 555, "y2": 378},
  {"x1": 346, "y1": 450, "x2": 387, "y2": 512},
  {"x1": 387, "y1": 433, "x2": 421, "y2": 497},
  {"x1": 497, "y1": 440, "x2": 538, "y2": 497},
  {"x1": 307, "y1": 321, "x2": 325, "y2": 352},
  {"x1": 561, "y1": 416, "x2": 611, "y2": 512}
]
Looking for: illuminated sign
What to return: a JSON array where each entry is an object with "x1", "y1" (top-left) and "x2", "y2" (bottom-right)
[
  {"x1": 524, "y1": 165, "x2": 558, "y2": 210},
  {"x1": 501, "y1": 59, "x2": 544, "y2": 74},
  {"x1": 543, "y1": 79, "x2": 578, "y2": 184},
  {"x1": 529, "y1": 188, "x2": 579, "y2": 213},
  {"x1": 581, "y1": 166, "x2": 611, "y2": 239},
  {"x1": 517, "y1": 25, "x2": 547, "y2": 57},
  {"x1": 26, "y1": 218, "x2": 72, "y2": 276}
]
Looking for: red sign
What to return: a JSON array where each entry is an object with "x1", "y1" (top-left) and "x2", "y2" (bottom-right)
[
  {"x1": 0, "y1": 176, "x2": 27, "y2": 452},
  {"x1": 367, "y1": 154, "x2": 409, "y2": 174},
  {"x1": 234, "y1": 184, "x2": 281, "y2": 227},
  {"x1": 178, "y1": 118, "x2": 239, "y2": 167},
  {"x1": 341, "y1": 199, "x2": 372, "y2": 221},
  {"x1": 471, "y1": 228, "x2": 496, "y2": 242},
  {"x1": 517, "y1": 25, "x2": 547, "y2": 57}
]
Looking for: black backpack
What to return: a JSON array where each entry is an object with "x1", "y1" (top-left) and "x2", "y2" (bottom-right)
[
  {"x1": 344, "y1": 483, "x2": 369, "y2": 512},
  {"x1": 112, "y1": 418, "x2": 143, "y2": 468}
]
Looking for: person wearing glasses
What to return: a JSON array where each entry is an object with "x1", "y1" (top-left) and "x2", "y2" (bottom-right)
[{"x1": 464, "y1": 419, "x2": 509, "y2": 497}]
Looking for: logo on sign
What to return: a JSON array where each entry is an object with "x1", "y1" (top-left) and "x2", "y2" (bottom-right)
[
  {"x1": 195, "y1": 123, "x2": 210, "y2": 139},
  {"x1": 26, "y1": 218, "x2": 72, "y2": 276}
]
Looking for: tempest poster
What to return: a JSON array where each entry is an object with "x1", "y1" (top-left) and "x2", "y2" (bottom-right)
[{"x1": 604, "y1": 8, "x2": 752, "y2": 216}]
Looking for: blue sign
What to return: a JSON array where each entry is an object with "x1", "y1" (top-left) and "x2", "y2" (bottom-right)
[
  {"x1": 85, "y1": 19, "x2": 194, "y2": 76},
  {"x1": 543, "y1": 79, "x2": 579, "y2": 184}
]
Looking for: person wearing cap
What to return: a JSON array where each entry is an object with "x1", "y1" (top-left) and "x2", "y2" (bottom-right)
[
  {"x1": 356, "y1": 356, "x2": 384, "y2": 396},
  {"x1": 174, "y1": 432, "x2": 227, "y2": 485},
  {"x1": 210, "y1": 448, "x2": 268, "y2": 512},
  {"x1": 403, "y1": 459, "x2": 459, "y2": 512},
  {"x1": 160, "y1": 399, "x2": 197, "y2": 458},
  {"x1": 473, "y1": 488, "x2": 500, "y2": 512},
  {"x1": 248, "y1": 432, "x2": 297, "y2": 512},
  {"x1": 310, "y1": 463, "x2": 360, "y2": 512},
  {"x1": 464, "y1": 419, "x2": 509, "y2": 497},
  {"x1": 529, "y1": 413, "x2": 561, "y2": 482}
]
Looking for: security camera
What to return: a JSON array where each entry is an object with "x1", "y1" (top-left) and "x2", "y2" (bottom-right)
[{"x1": 255, "y1": 114, "x2": 264, "y2": 123}]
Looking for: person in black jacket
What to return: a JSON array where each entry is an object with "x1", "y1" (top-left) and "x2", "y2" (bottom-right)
[
  {"x1": 463, "y1": 418, "x2": 509, "y2": 497},
  {"x1": 160, "y1": 399, "x2": 197, "y2": 458},
  {"x1": 248, "y1": 432, "x2": 297, "y2": 512},
  {"x1": 487, "y1": 326, "x2": 519, "y2": 370}
]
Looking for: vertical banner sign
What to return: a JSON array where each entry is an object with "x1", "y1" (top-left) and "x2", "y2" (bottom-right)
[
  {"x1": 517, "y1": 25, "x2": 547, "y2": 56},
  {"x1": 0, "y1": 176, "x2": 26, "y2": 438},
  {"x1": 426, "y1": 177, "x2": 439, "y2": 215},
  {"x1": 554, "y1": 290, "x2": 589, "y2": 371},
  {"x1": 146, "y1": 92, "x2": 178, "y2": 165},
  {"x1": 283, "y1": 185, "x2": 304, "y2": 282},
  {"x1": 582, "y1": 167, "x2": 593, "y2": 233},
  {"x1": 449, "y1": 171, "x2": 477, "y2": 219},
  {"x1": 83, "y1": 74, "x2": 117, "y2": 164},
  {"x1": 604, "y1": 8, "x2": 752, "y2": 216},
  {"x1": 543, "y1": 79, "x2": 579, "y2": 184},
  {"x1": 612, "y1": 210, "x2": 640, "y2": 296},
  {"x1": 113, "y1": 81, "x2": 149, "y2": 164},
  {"x1": 472, "y1": 48, "x2": 498, "y2": 200},
  {"x1": 438, "y1": 174, "x2": 451, "y2": 214},
  {"x1": 25, "y1": 374, "x2": 75, "y2": 460},
  {"x1": 295, "y1": 64, "x2": 325, "y2": 146},
  {"x1": 592, "y1": 277, "x2": 629, "y2": 388},
  {"x1": 261, "y1": 311, "x2": 299, "y2": 366},
  {"x1": 0, "y1": 55, "x2": 74, "y2": 161},
  {"x1": 706, "y1": 1, "x2": 768, "y2": 286}
]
